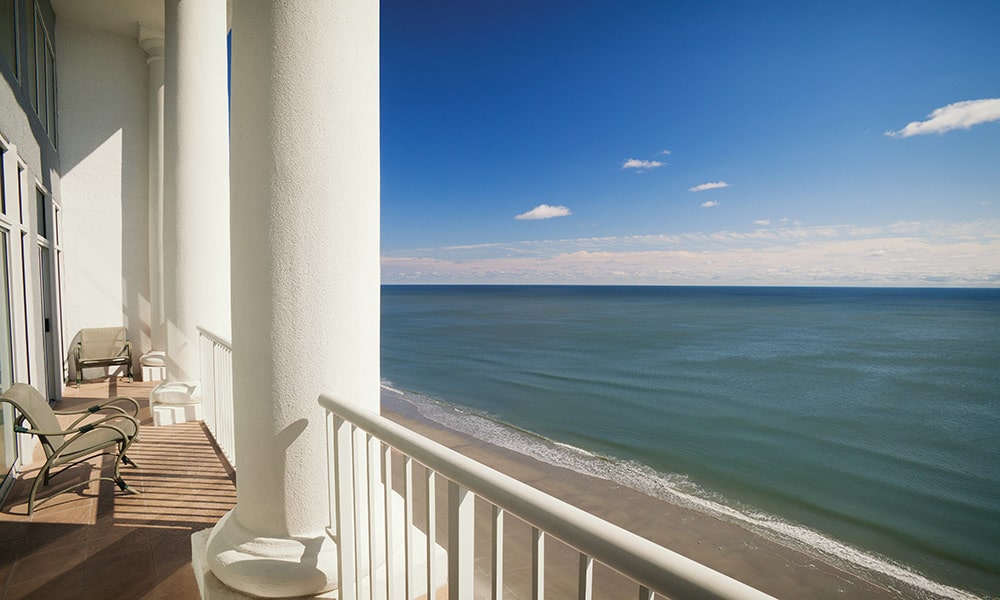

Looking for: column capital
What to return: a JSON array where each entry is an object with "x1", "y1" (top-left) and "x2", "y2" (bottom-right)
[{"x1": 138, "y1": 23, "x2": 165, "y2": 61}]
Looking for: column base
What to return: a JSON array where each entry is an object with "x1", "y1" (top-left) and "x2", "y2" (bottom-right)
[
  {"x1": 193, "y1": 526, "x2": 338, "y2": 599},
  {"x1": 153, "y1": 402, "x2": 203, "y2": 426},
  {"x1": 140, "y1": 351, "x2": 167, "y2": 382},
  {"x1": 203, "y1": 509, "x2": 339, "y2": 598},
  {"x1": 195, "y1": 494, "x2": 448, "y2": 599},
  {"x1": 150, "y1": 381, "x2": 202, "y2": 426}
]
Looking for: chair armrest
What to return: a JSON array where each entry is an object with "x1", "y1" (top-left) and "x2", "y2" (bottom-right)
[
  {"x1": 14, "y1": 413, "x2": 139, "y2": 438},
  {"x1": 55, "y1": 396, "x2": 140, "y2": 419},
  {"x1": 48, "y1": 419, "x2": 139, "y2": 459},
  {"x1": 108, "y1": 395, "x2": 139, "y2": 417}
]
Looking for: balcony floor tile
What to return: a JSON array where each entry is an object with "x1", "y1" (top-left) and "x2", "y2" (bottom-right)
[{"x1": 0, "y1": 379, "x2": 236, "y2": 600}]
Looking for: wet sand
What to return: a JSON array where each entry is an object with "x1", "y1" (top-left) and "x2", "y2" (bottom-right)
[{"x1": 380, "y1": 389, "x2": 934, "y2": 600}]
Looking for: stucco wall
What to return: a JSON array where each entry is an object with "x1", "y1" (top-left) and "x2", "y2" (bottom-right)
[
  {"x1": 56, "y1": 20, "x2": 151, "y2": 368},
  {"x1": 0, "y1": 70, "x2": 57, "y2": 193}
]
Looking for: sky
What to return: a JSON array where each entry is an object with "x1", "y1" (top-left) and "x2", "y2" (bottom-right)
[{"x1": 379, "y1": 1, "x2": 1000, "y2": 286}]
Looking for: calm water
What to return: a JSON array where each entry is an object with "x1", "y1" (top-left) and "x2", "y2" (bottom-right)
[{"x1": 381, "y1": 285, "x2": 1000, "y2": 598}]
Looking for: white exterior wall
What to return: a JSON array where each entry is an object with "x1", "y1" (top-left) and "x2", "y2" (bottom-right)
[
  {"x1": 0, "y1": 82, "x2": 50, "y2": 189},
  {"x1": 56, "y1": 20, "x2": 151, "y2": 375}
]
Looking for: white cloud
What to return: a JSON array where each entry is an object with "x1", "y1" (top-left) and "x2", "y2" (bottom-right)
[
  {"x1": 701, "y1": 200, "x2": 720, "y2": 208},
  {"x1": 885, "y1": 98, "x2": 1000, "y2": 138},
  {"x1": 622, "y1": 158, "x2": 665, "y2": 171},
  {"x1": 754, "y1": 219, "x2": 771, "y2": 226},
  {"x1": 660, "y1": 149, "x2": 672, "y2": 155},
  {"x1": 382, "y1": 220, "x2": 1000, "y2": 286},
  {"x1": 689, "y1": 181, "x2": 731, "y2": 192},
  {"x1": 515, "y1": 204, "x2": 572, "y2": 221}
]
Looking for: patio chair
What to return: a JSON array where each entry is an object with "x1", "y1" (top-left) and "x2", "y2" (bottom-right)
[
  {"x1": 1, "y1": 383, "x2": 141, "y2": 514},
  {"x1": 73, "y1": 326, "x2": 133, "y2": 387}
]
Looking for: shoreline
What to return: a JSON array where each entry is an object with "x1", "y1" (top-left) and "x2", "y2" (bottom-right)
[{"x1": 380, "y1": 387, "x2": 973, "y2": 600}]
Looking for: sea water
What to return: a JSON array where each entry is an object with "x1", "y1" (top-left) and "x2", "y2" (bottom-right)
[{"x1": 380, "y1": 285, "x2": 1000, "y2": 598}]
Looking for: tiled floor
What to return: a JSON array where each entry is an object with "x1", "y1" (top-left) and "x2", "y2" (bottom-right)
[{"x1": 0, "y1": 379, "x2": 237, "y2": 600}]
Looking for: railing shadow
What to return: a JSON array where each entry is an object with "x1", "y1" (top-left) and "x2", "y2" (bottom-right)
[{"x1": 0, "y1": 381, "x2": 236, "y2": 600}]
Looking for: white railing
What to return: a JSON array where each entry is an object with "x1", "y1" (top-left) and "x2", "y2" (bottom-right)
[
  {"x1": 198, "y1": 326, "x2": 235, "y2": 467},
  {"x1": 320, "y1": 393, "x2": 777, "y2": 600}
]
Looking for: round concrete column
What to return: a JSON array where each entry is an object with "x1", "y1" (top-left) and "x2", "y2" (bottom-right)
[
  {"x1": 205, "y1": 0, "x2": 380, "y2": 597},
  {"x1": 162, "y1": 0, "x2": 232, "y2": 382},
  {"x1": 138, "y1": 25, "x2": 166, "y2": 353}
]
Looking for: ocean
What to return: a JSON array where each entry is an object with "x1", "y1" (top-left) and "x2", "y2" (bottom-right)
[{"x1": 380, "y1": 285, "x2": 1000, "y2": 599}]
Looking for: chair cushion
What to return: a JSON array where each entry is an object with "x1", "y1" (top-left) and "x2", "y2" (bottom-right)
[
  {"x1": 79, "y1": 327, "x2": 129, "y2": 360},
  {"x1": 56, "y1": 417, "x2": 137, "y2": 464}
]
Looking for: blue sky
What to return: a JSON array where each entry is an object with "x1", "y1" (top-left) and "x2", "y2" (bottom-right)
[{"x1": 379, "y1": 1, "x2": 999, "y2": 285}]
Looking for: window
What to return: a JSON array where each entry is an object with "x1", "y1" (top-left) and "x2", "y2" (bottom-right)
[
  {"x1": 0, "y1": 230, "x2": 15, "y2": 482},
  {"x1": 25, "y1": 3, "x2": 55, "y2": 142},
  {"x1": 0, "y1": 147, "x2": 6, "y2": 215},
  {"x1": 0, "y1": 146, "x2": 14, "y2": 493},
  {"x1": 35, "y1": 186, "x2": 46, "y2": 239},
  {"x1": 0, "y1": 0, "x2": 15, "y2": 77},
  {"x1": 17, "y1": 163, "x2": 24, "y2": 225}
]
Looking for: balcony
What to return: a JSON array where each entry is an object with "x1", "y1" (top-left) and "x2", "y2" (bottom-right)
[
  {"x1": 1, "y1": 373, "x2": 913, "y2": 599},
  {"x1": 0, "y1": 380, "x2": 236, "y2": 599}
]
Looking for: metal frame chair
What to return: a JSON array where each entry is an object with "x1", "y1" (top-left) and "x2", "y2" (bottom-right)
[
  {"x1": 1, "y1": 383, "x2": 141, "y2": 514},
  {"x1": 73, "y1": 326, "x2": 133, "y2": 387}
]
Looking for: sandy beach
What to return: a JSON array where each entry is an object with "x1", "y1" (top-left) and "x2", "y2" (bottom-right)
[{"x1": 380, "y1": 389, "x2": 947, "y2": 600}]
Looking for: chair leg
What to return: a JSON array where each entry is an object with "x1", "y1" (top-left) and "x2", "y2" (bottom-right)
[
  {"x1": 113, "y1": 439, "x2": 140, "y2": 495},
  {"x1": 27, "y1": 467, "x2": 46, "y2": 515},
  {"x1": 26, "y1": 444, "x2": 142, "y2": 514}
]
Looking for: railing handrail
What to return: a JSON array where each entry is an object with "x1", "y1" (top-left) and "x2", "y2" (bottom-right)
[
  {"x1": 318, "y1": 393, "x2": 776, "y2": 600},
  {"x1": 196, "y1": 325, "x2": 232, "y2": 349}
]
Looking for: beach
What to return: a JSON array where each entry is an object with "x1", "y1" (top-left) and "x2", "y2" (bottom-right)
[
  {"x1": 382, "y1": 285, "x2": 999, "y2": 599},
  {"x1": 381, "y1": 388, "x2": 950, "y2": 600}
]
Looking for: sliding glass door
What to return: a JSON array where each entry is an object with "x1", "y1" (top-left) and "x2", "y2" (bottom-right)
[{"x1": 0, "y1": 230, "x2": 16, "y2": 482}]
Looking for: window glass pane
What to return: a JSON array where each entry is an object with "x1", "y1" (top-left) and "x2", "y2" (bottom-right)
[
  {"x1": 19, "y1": 231, "x2": 29, "y2": 384},
  {"x1": 0, "y1": 0, "x2": 16, "y2": 75},
  {"x1": 44, "y1": 43, "x2": 54, "y2": 136},
  {"x1": 0, "y1": 230, "x2": 16, "y2": 475},
  {"x1": 0, "y1": 149, "x2": 6, "y2": 215},
  {"x1": 16, "y1": 164, "x2": 23, "y2": 225},
  {"x1": 33, "y1": 9, "x2": 43, "y2": 118},
  {"x1": 35, "y1": 188, "x2": 46, "y2": 239},
  {"x1": 25, "y1": 5, "x2": 35, "y2": 110}
]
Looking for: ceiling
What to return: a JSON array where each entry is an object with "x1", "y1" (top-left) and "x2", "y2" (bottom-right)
[{"x1": 50, "y1": 0, "x2": 165, "y2": 38}]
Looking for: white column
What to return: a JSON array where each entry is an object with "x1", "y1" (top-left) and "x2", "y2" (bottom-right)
[
  {"x1": 138, "y1": 24, "x2": 166, "y2": 353},
  {"x1": 204, "y1": 0, "x2": 380, "y2": 596},
  {"x1": 162, "y1": 0, "x2": 231, "y2": 383}
]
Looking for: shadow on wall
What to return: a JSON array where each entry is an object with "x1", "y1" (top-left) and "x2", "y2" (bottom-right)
[{"x1": 55, "y1": 21, "x2": 153, "y2": 379}]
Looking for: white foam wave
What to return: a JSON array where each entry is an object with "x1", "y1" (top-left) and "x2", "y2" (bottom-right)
[
  {"x1": 553, "y1": 441, "x2": 597, "y2": 457},
  {"x1": 381, "y1": 383, "x2": 406, "y2": 396},
  {"x1": 383, "y1": 383, "x2": 985, "y2": 600}
]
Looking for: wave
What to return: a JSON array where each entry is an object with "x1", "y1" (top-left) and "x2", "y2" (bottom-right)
[{"x1": 381, "y1": 381, "x2": 985, "y2": 600}]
